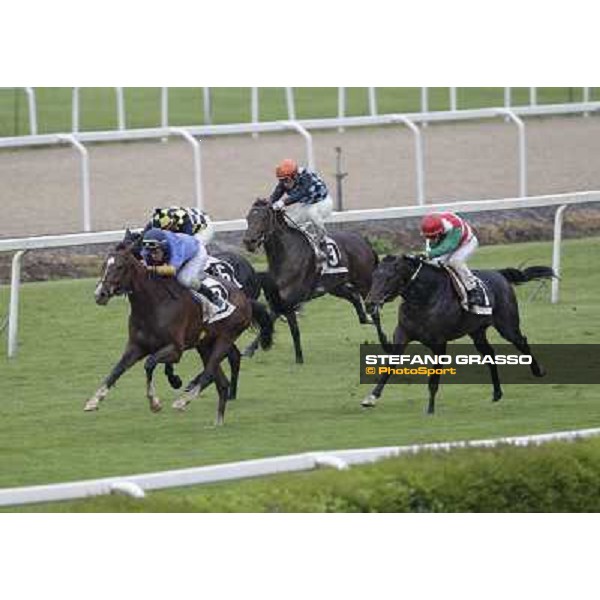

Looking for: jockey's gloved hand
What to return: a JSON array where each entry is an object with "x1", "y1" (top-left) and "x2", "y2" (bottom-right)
[{"x1": 272, "y1": 199, "x2": 285, "y2": 211}]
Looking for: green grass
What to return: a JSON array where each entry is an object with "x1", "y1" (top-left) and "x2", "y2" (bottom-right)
[
  {"x1": 0, "y1": 87, "x2": 595, "y2": 136},
  {"x1": 0, "y1": 237, "x2": 599, "y2": 506}
]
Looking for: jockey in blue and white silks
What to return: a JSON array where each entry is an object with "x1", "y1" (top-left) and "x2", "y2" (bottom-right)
[{"x1": 141, "y1": 228, "x2": 223, "y2": 309}]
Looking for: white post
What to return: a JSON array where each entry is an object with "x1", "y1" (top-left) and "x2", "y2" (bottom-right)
[
  {"x1": 583, "y1": 87, "x2": 590, "y2": 117},
  {"x1": 251, "y1": 87, "x2": 259, "y2": 139},
  {"x1": 420, "y1": 87, "x2": 428, "y2": 113},
  {"x1": 391, "y1": 115, "x2": 425, "y2": 206},
  {"x1": 504, "y1": 87, "x2": 511, "y2": 108},
  {"x1": 169, "y1": 128, "x2": 203, "y2": 212},
  {"x1": 202, "y1": 87, "x2": 212, "y2": 124},
  {"x1": 282, "y1": 121, "x2": 314, "y2": 170},
  {"x1": 116, "y1": 87, "x2": 125, "y2": 130},
  {"x1": 57, "y1": 134, "x2": 92, "y2": 232},
  {"x1": 72, "y1": 87, "x2": 80, "y2": 133},
  {"x1": 161, "y1": 87, "x2": 169, "y2": 128},
  {"x1": 368, "y1": 87, "x2": 378, "y2": 116},
  {"x1": 496, "y1": 109, "x2": 527, "y2": 198},
  {"x1": 285, "y1": 87, "x2": 296, "y2": 120},
  {"x1": 24, "y1": 88, "x2": 37, "y2": 135},
  {"x1": 551, "y1": 205, "x2": 568, "y2": 304},
  {"x1": 449, "y1": 87, "x2": 457, "y2": 111},
  {"x1": 8, "y1": 251, "x2": 26, "y2": 359},
  {"x1": 337, "y1": 87, "x2": 346, "y2": 133},
  {"x1": 529, "y1": 87, "x2": 537, "y2": 106}
]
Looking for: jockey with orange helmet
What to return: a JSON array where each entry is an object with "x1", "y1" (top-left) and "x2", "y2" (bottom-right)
[
  {"x1": 270, "y1": 159, "x2": 333, "y2": 258},
  {"x1": 420, "y1": 211, "x2": 485, "y2": 307}
]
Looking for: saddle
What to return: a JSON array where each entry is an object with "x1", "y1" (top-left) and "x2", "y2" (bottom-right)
[
  {"x1": 444, "y1": 266, "x2": 493, "y2": 316},
  {"x1": 189, "y1": 276, "x2": 237, "y2": 324},
  {"x1": 205, "y1": 256, "x2": 244, "y2": 289}
]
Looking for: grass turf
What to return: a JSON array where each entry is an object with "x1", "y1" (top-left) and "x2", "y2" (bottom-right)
[
  {"x1": 0, "y1": 87, "x2": 595, "y2": 136},
  {"x1": 0, "y1": 237, "x2": 598, "y2": 504}
]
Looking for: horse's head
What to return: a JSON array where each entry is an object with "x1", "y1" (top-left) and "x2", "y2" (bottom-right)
[
  {"x1": 366, "y1": 254, "x2": 423, "y2": 311},
  {"x1": 243, "y1": 198, "x2": 278, "y2": 252},
  {"x1": 94, "y1": 244, "x2": 138, "y2": 305}
]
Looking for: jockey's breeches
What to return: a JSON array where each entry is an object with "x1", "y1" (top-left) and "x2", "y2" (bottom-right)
[
  {"x1": 285, "y1": 195, "x2": 333, "y2": 240},
  {"x1": 431, "y1": 235, "x2": 479, "y2": 289},
  {"x1": 177, "y1": 244, "x2": 209, "y2": 288}
]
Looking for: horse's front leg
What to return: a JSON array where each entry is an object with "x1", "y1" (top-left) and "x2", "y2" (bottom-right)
[
  {"x1": 145, "y1": 344, "x2": 183, "y2": 413},
  {"x1": 84, "y1": 343, "x2": 145, "y2": 411},
  {"x1": 424, "y1": 342, "x2": 447, "y2": 415}
]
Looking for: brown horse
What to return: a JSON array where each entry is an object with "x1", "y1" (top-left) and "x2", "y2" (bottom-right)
[
  {"x1": 85, "y1": 241, "x2": 273, "y2": 425},
  {"x1": 243, "y1": 198, "x2": 382, "y2": 362}
]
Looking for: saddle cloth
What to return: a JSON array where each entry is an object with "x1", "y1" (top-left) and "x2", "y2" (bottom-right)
[
  {"x1": 205, "y1": 256, "x2": 244, "y2": 289},
  {"x1": 190, "y1": 276, "x2": 237, "y2": 324},
  {"x1": 307, "y1": 235, "x2": 348, "y2": 275},
  {"x1": 444, "y1": 266, "x2": 493, "y2": 316}
]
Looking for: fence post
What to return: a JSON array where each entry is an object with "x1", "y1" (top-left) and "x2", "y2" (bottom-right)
[
  {"x1": 449, "y1": 87, "x2": 457, "y2": 111},
  {"x1": 338, "y1": 87, "x2": 346, "y2": 133},
  {"x1": 251, "y1": 87, "x2": 259, "y2": 138},
  {"x1": 530, "y1": 87, "x2": 537, "y2": 106},
  {"x1": 169, "y1": 128, "x2": 203, "y2": 212},
  {"x1": 552, "y1": 205, "x2": 568, "y2": 303},
  {"x1": 391, "y1": 115, "x2": 425, "y2": 206},
  {"x1": 24, "y1": 88, "x2": 37, "y2": 135},
  {"x1": 116, "y1": 87, "x2": 125, "y2": 130},
  {"x1": 161, "y1": 87, "x2": 169, "y2": 128},
  {"x1": 420, "y1": 87, "x2": 429, "y2": 113},
  {"x1": 496, "y1": 109, "x2": 527, "y2": 198},
  {"x1": 7, "y1": 250, "x2": 26, "y2": 359},
  {"x1": 285, "y1": 87, "x2": 296, "y2": 120},
  {"x1": 504, "y1": 87, "x2": 511, "y2": 108},
  {"x1": 72, "y1": 87, "x2": 80, "y2": 133},
  {"x1": 57, "y1": 134, "x2": 92, "y2": 232},
  {"x1": 368, "y1": 87, "x2": 378, "y2": 116},
  {"x1": 203, "y1": 88, "x2": 212, "y2": 124},
  {"x1": 282, "y1": 121, "x2": 314, "y2": 170}
]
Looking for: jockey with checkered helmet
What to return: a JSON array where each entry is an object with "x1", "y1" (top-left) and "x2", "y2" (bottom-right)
[
  {"x1": 269, "y1": 159, "x2": 333, "y2": 259},
  {"x1": 140, "y1": 227, "x2": 224, "y2": 310},
  {"x1": 420, "y1": 211, "x2": 485, "y2": 307},
  {"x1": 143, "y1": 206, "x2": 215, "y2": 244}
]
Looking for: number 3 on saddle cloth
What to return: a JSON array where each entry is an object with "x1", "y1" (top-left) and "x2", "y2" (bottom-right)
[
  {"x1": 189, "y1": 276, "x2": 237, "y2": 324},
  {"x1": 444, "y1": 266, "x2": 493, "y2": 316}
]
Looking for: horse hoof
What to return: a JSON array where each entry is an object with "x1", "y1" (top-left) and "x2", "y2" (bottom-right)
[
  {"x1": 150, "y1": 400, "x2": 163, "y2": 413},
  {"x1": 84, "y1": 400, "x2": 99, "y2": 412},
  {"x1": 172, "y1": 398, "x2": 189, "y2": 411},
  {"x1": 361, "y1": 395, "x2": 377, "y2": 408},
  {"x1": 170, "y1": 376, "x2": 183, "y2": 390},
  {"x1": 492, "y1": 391, "x2": 503, "y2": 402}
]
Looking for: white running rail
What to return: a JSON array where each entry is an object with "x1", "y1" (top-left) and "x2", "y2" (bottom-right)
[
  {"x1": 2, "y1": 190, "x2": 599, "y2": 358},
  {"x1": 1, "y1": 426, "x2": 599, "y2": 508}
]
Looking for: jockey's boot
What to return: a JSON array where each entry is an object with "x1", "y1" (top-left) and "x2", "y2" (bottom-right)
[
  {"x1": 467, "y1": 286, "x2": 485, "y2": 307},
  {"x1": 197, "y1": 283, "x2": 226, "y2": 311}
]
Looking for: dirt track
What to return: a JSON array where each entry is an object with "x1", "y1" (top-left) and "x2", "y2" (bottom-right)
[{"x1": 2, "y1": 115, "x2": 600, "y2": 239}]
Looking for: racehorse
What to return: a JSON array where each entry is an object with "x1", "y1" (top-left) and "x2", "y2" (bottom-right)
[
  {"x1": 243, "y1": 198, "x2": 382, "y2": 362},
  {"x1": 85, "y1": 240, "x2": 273, "y2": 425},
  {"x1": 364, "y1": 254, "x2": 555, "y2": 414}
]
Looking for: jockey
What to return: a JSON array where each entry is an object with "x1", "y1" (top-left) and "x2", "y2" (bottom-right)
[
  {"x1": 141, "y1": 227, "x2": 225, "y2": 310},
  {"x1": 143, "y1": 206, "x2": 215, "y2": 244},
  {"x1": 269, "y1": 159, "x2": 333, "y2": 260},
  {"x1": 420, "y1": 212, "x2": 485, "y2": 307}
]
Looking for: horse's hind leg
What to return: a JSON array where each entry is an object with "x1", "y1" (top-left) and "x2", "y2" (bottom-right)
[
  {"x1": 469, "y1": 329, "x2": 503, "y2": 402},
  {"x1": 424, "y1": 342, "x2": 447, "y2": 415},
  {"x1": 494, "y1": 321, "x2": 546, "y2": 377},
  {"x1": 84, "y1": 343, "x2": 144, "y2": 411},
  {"x1": 331, "y1": 284, "x2": 371, "y2": 324},
  {"x1": 226, "y1": 344, "x2": 241, "y2": 400},
  {"x1": 164, "y1": 364, "x2": 183, "y2": 389}
]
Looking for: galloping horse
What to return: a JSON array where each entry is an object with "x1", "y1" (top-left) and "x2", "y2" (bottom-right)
[
  {"x1": 85, "y1": 240, "x2": 273, "y2": 425},
  {"x1": 364, "y1": 255, "x2": 554, "y2": 414},
  {"x1": 243, "y1": 198, "x2": 381, "y2": 362}
]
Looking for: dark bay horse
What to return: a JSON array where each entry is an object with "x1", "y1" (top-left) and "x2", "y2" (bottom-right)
[
  {"x1": 364, "y1": 255, "x2": 555, "y2": 414},
  {"x1": 243, "y1": 198, "x2": 381, "y2": 362},
  {"x1": 86, "y1": 242, "x2": 273, "y2": 425}
]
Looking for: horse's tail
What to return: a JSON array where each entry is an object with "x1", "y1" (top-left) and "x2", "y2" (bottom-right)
[
  {"x1": 498, "y1": 265, "x2": 556, "y2": 285},
  {"x1": 250, "y1": 299, "x2": 274, "y2": 351}
]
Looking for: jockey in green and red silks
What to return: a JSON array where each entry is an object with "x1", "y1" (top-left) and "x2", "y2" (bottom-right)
[{"x1": 421, "y1": 212, "x2": 485, "y2": 307}]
